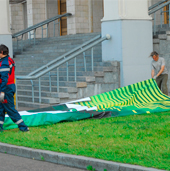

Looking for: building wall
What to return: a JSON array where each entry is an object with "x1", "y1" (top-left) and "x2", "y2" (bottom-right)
[
  {"x1": 67, "y1": 0, "x2": 103, "y2": 35},
  {"x1": 46, "y1": 0, "x2": 59, "y2": 37},
  {"x1": 92, "y1": 0, "x2": 103, "y2": 33},
  {"x1": 10, "y1": 3, "x2": 24, "y2": 35},
  {"x1": 10, "y1": 0, "x2": 103, "y2": 37},
  {"x1": 27, "y1": 0, "x2": 46, "y2": 38}
]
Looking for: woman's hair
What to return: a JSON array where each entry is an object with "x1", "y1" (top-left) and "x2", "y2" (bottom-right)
[
  {"x1": 150, "y1": 51, "x2": 158, "y2": 57},
  {"x1": 0, "y1": 44, "x2": 9, "y2": 55}
]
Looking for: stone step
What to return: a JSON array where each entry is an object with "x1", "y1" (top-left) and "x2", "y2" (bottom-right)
[
  {"x1": 13, "y1": 32, "x2": 104, "y2": 108},
  {"x1": 17, "y1": 84, "x2": 74, "y2": 93},
  {"x1": 16, "y1": 70, "x2": 96, "y2": 77},
  {"x1": 13, "y1": 32, "x2": 100, "y2": 45},
  {"x1": 17, "y1": 76, "x2": 86, "y2": 82},
  {"x1": 17, "y1": 90, "x2": 69, "y2": 98},
  {"x1": 17, "y1": 80, "x2": 77, "y2": 87},
  {"x1": 17, "y1": 101, "x2": 51, "y2": 108},
  {"x1": 18, "y1": 95, "x2": 60, "y2": 104}
]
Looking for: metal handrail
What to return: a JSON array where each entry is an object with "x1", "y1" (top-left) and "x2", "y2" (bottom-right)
[
  {"x1": 12, "y1": 13, "x2": 72, "y2": 52},
  {"x1": 148, "y1": 0, "x2": 167, "y2": 11},
  {"x1": 148, "y1": 0, "x2": 170, "y2": 35},
  {"x1": 16, "y1": 35, "x2": 110, "y2": 80},
  {"x1": 149, "y1": 1, "x2": 170, "y2": 15},
  {"x1": 27, "y1": 34, "x2": 101, "y2": 77},
  {"x1": 15, "y1": 34, "x2": 111, "y2": 108},
  {"x1": 12, "y1": 13, "x2": 72, "y2": 38}
]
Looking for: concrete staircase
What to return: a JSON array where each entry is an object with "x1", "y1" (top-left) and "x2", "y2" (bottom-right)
[{"x1": 14, "y1": 33, "x2": 120, "y2": 109}]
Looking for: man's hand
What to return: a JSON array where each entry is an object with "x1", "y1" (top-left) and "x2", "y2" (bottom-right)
[
  {"x1": 153, "y1": 75, "x2": 157, "y2": 79},
  {"x1": 0, "y1": 92, "x2": 5, "y2": 103}
]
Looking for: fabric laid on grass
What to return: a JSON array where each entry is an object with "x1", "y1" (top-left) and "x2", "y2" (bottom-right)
[
  {"x1": 76, "y1": 78, "x2": 170, "y2": 116},
  {"x1": 3, "y1": 78, "x2": 170, "y2": 130}
]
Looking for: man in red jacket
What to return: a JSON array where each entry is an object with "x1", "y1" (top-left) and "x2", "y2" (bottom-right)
[{"x1": 0, "y1": 44, "x2": 29, "y2": 132}]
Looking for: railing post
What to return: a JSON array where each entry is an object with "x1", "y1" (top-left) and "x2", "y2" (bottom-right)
[
  {"x1": 15, "y1": 78, "x2": 18, "y2": 110},
  {"x1": 91, "y1": 48, "x2": 94, "y2": 71},
  {"x1": 66, "y1": 62, "x2": 69, "y2": 81},
  {"x1": 74, "y1": 57, "x2": 76, "y2": 81},
  {"x1": 83, "y1": 52, "x2": 86, "y2": 72},
  {"x1": 29, "y1": 32, "x2": 31, "y2": 44},
  {"x1": 49, "y1": 71, "x2": 52, "y2": 92},
  {"x1": 53, "y1": 21, "x2": 55, "y2": 37},
  {"x1": 30, "y1": 80, "x2": 34, "y2": 103},
  {"x1": 34, "y1": 29, "x2": 36, "y2": 45},
  {"x1": 160, "y1": 9, "x2": 163, "y2": 28},
  {"x1": 39, "y1": 77, "x2": 41, "y2": 103},
  {"x1": 169, "y1": 4, "x2": 170, "y2": 27},
  {"x1": 154, "y1": 13, "x2": 156, "y2": 35},
  {"x1": 41, "y1": 26, "x2": 44, "y2": 39},
  {"x1": 47, "y1": 24, "x2": 49, "y2": 38},
  {"x1": 21, "y1": 35, "x2": 24, "y2": 52},
  {"x1": 57, "y1": 67, "x2": 59, "y2": 92},
  {"x1": 17, "y1": 37, "x2": 18, "y2": 51},
  {"x1": 59, "y1": 19, "x2": 61, "y2": 36}
]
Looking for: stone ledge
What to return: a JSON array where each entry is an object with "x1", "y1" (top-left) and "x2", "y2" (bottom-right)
[
  {"x1": 86, "y1": 77, "x2": 95, "y2": 82},
  {"x1": 153, "y1": 39, "x2": 160, "y2": 44},
  {"x1": 76, "y1": 82, "x2": 87, "y2": 88},
  {"x1": 67, "y1": 87, "x2": 78, "y2": 93},
  {"x1": 103, "y1": 67, "x2": 114, "y2": 72},
  {"x1": 158, "y1": 34, "x2": 167, "y2": 40},
  {"x1": 94, "y1": 72, "x2": 104, "y2": 77}
]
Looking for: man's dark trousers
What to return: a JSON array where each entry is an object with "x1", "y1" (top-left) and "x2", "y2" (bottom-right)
[{"x1": 156, "y1": 74, "x2": 168, "y2": 95}]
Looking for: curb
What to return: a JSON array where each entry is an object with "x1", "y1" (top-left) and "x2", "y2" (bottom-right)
[{"x1": 0, "y1": 142, "x2": 165, "y2": 171}]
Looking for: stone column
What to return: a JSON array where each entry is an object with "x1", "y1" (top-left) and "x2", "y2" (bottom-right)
[
  {"x1": 0, "y1": 0, "x2": 13, "y2": 57},
  {"x1": 27, "y1": 0, "x2": 46, "y2": 38},
  {"x1": 101, "y1": 0, "x2": 153, "y2": 87}
]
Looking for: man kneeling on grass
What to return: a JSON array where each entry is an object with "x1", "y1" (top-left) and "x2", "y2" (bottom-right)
[{"x1": 0, "y1": 44, "x2": 29, "y2": 132}]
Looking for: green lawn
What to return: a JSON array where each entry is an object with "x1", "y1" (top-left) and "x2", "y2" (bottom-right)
[{"x1": 0, "y1": 112, "x2": 170, "y2": 170}]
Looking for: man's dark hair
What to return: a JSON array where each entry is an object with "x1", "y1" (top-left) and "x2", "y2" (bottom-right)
[
  {"x1": 0, "y1": 44, "x2": 9, "y2": 55},
  {"x1": 150, "y1": 51, "x2": 158, "y2": 57}
]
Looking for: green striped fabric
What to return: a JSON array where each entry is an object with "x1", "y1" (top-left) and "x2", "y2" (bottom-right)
[
  {"x1": 3, "y1": 78, "x2": 170, "y2": 130},
  {"x1": 76, "y1": 79, "x2": 170, "y2": 111}
]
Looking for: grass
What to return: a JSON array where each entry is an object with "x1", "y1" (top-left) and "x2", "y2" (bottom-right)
[{"x1": 0, "y1": 112, "x2": 169, "y2": 170}]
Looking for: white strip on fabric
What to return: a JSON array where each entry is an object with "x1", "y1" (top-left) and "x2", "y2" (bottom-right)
[
  {"x1": 66, "y1": 104, "x2": 97, "y2": 111},
  {"x1": 66, "y1": 97, "x2": 91, "y2": 104},
  {"x1": 0, "y1": 121, "x2": 4, "y2": 124},
  {"x1": 0, "y1": 68, "x2": 10, "y2": 72},
  {"x1": 15, "y1": 119, "x2": 23, "y2": 125},
  {"x1": 9, "y1": 64, "x2": 12, "y2": 68},
  {"x1": 5, "y1": 111, "x2": 69, "y2": 117}
]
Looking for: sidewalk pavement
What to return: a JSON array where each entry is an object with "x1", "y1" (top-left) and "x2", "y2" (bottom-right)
[{"x1": 0, "y1": 142, "x2": 165, "y2": 171}]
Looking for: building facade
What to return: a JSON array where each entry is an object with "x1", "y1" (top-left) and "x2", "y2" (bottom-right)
[{"x1": 10, "y1": 0, "x2": 103, "y2": 38}]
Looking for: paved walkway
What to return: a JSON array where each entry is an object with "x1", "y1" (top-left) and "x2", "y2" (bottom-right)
[{"x1": 0, "y1": 152, "x2": 85, "y2": 171}]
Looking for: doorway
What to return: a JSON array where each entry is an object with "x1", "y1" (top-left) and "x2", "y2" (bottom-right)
[
  {"x1": 164, "y1": 1, "x2": 169, "y2": 24},
  {"x1": 58, "y1": 0, "x2": 67, "y2": 36}
]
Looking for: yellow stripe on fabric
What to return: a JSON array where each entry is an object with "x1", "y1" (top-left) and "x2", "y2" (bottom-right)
[
  {"x1": 145, "y1": 80, "x2": 157, "y2": 101},
  {"x1": 141, "y1": 81, "x2": 153, "y2": 102},
  {"x1": 110, "y1": 89, "x2": 123, "y2": 104},
  {"x1": 137, "y1": 82, "x2": 150, "y2": 104},
  {"x1": 134, "y1": 83, "x2": 146, "y2": 103},
  {"x1": 101, "y1": 92, "x2": 111, "y2": 108},
  {"x1": 130, "y1": 84, "x2": 138, "y2": 101},
  {"x1": 120, "y1": 87, "x2": 131, "y2": 102},
  {"x1": 110, "y1": 90, "x2": 120, "y2": 103},
  {"x1": 150, "y1": 79, "x2": 169, "y2": 100},
  {"x1": 114, "y1": 89, "x2": 127, "y2": 105},
  {"x1": 148, "y1": 81, "x2": 164, "y2": 101}
]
